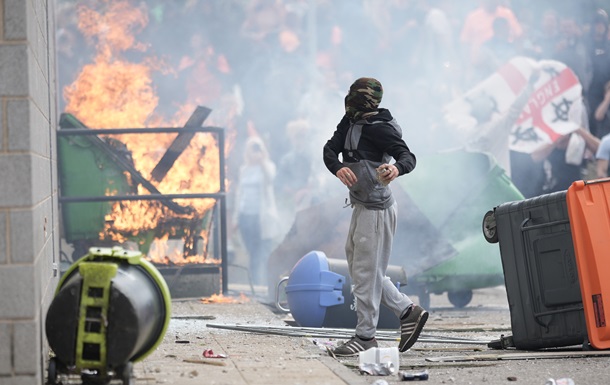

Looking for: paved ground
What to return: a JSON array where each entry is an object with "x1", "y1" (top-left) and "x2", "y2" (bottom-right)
[
  {"x1": 50, "y1": 284, "x2": 608, "y2": 385},
  {"x1": 130, "y1": 285, "x2": 608, "y2": 385}
]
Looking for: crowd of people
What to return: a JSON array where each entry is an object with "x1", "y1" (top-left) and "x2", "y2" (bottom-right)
[{"x1": 56, "y1": 0, "x2": 610, "y2": 286}]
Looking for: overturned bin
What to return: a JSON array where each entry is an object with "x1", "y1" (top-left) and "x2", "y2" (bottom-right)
[
  {"x1": 45, "y1": 246, "x2": 171, "y2": 385},
  {"x1": 276, "y1": 250, "x2": 407, "y2": 329},
  {"x1": 483, "y1": 191, "x2": 587, "y2": 350}
]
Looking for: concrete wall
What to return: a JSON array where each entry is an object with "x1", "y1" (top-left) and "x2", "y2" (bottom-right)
[{"x1": 0, "y1": 0, "x2": 59, "y2": 384}]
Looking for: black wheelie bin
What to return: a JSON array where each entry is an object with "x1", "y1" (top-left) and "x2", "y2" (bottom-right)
[{"x1": 483, "y1": 190, "x2": 587, "y2": 350}]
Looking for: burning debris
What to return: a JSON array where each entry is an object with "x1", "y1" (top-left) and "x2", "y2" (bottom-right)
[
  {"x1": 58, "y1": 0, "x2": 237, "y2": 272},
  {"x1": 200, "y1": 293, "x2": 250, "y2": 304}
]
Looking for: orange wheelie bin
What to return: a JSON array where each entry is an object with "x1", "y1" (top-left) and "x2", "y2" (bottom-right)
[{"x1": 566, "y1": 179, "x2": 610, "y2": 350}]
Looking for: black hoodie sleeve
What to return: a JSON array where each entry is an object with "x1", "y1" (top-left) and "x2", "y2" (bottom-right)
[
  {"x1": 323, "y1": 115, "x2": 350, "y2": 175},
  {"x1": 372, "y1": 123, "x2": 417, "y2": 175}
]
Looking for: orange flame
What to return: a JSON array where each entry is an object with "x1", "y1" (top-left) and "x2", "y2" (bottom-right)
[
  {"x1": 200, "y1": 293, "x2": 250, "y2": 304},
  {"x1": 63, "y1": 0, "x2": 236, "y2": 264}
]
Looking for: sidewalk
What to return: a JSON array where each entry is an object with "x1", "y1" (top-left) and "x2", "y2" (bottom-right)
[
  {"x1": 131, "y1": 285, "x2": 608, "y2": 385},
  {"x1": 136, "y1": 285, "x2": 369, "y2": 385}
]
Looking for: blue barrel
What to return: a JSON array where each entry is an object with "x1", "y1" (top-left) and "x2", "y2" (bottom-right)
[
  {"x1": 283, "y1": 250, "x2": 406, "y2": 328},
  {"x1": 284, "y1": 251, "x2": 345, "y2": 327}
]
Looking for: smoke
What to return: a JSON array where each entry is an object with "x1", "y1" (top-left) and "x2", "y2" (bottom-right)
[{"x1": 55, "y1": 0, "x2": 610, "y2": 294}]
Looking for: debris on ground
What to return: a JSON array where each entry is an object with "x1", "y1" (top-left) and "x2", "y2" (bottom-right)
[{"x1": 202, "y1": 349, "x2": 227, "y2": 358}]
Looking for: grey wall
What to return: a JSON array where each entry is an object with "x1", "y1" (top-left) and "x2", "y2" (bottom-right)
[{"x1": 0, "y1": 0, "x2": 59, "y2": 384}]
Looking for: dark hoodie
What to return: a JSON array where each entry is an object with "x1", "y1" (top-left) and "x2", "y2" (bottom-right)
[{"x1": 323, "y1": 108, "x2": 416, "y2": 209}]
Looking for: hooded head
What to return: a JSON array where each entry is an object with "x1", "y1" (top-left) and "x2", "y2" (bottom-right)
[{"x1": 344, "y1": 77, "x2": 383, "y2": 122}]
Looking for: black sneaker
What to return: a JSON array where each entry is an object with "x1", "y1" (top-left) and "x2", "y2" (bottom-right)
[
  {"x1": 330, "y1": 336, "x2": 378, "y2": 357},
  {"x1": 399, "y1": 305, "x2": 428, "y2": 352}
]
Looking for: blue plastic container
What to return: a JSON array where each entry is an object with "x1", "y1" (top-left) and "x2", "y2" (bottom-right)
[
  {"x1": 284, "y1": 251, "x2": 345, "y2": 327},
  {"x1": 282, "y1": 250, "x2": 406, "y2": 328}
]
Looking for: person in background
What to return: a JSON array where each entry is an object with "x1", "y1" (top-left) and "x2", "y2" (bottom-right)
[
  {"x1": 594, "y1": 81, "x2": 610, "y2": 178},
  {"x1": 323, "y1": 77, "x2": 426, "y2": 357},
  {"x1": 275, "y1": 119, "x2": 315, "y2": 231},
  {"x1": 460, "y1": 0, "x2": 522, "y2": 87},
  {"x1": 594, "y1": 81, "x2": 610, "y2": 132},
  {"x1": 233, "y1": 136, "x2": 280, "y2": 286},
  {"x1": 465, "y1": 68, "x2": 541, "y2": 187},
  {"x1": 411, "y1": 0, "x2": 459, "y2": 105},
  {"x1": 524, "y1": 9, "x2": 561, "y2": 60},
  {"x1": 587, "y1": 9, "x2": 610, "y2": 139},
  {"x1": 595, "y1": 132, "x2": 610, "y2": 178},
  {"x1": 553, "y1": 13, "x2": 593, "y2": 99},
  {"x1": 531, "y1": 127, "x2": 600, "y2": 193},
  {"x1": 475, "y1": 17, "x2": 520, "y2": 80}
]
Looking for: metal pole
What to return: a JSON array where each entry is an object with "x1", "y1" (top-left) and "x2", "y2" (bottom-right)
[
  {"x1": 57, "y1": 126, "x2": 224, "y2": 136},
  {"x1": 218, "y1": 128, "x2": 228, "y2": 294},
  {"x1": 59, "y1": 193, "x2": 224, "y2": 203}
]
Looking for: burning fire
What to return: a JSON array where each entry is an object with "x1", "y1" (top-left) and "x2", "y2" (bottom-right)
[
  {"x1": 200, "y1": 293, "x2": 250, "y2": 304},
  {"x1": 63, "y1": 0, "x2": 236, "y2": 264}
]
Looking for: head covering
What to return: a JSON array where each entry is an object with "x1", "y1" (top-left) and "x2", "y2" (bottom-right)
[{"x1": 344, "y1": 77, "x2": 383, "y2": 122}]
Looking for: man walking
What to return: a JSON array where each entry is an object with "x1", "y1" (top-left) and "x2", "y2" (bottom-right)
[{"x1": 323, "y1": 77, "x2": 427, "y2": 356}]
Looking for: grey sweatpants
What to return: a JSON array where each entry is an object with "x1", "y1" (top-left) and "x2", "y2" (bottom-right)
[{"x1": 345, "y1": 202, "x2": 413, "y2": 339}]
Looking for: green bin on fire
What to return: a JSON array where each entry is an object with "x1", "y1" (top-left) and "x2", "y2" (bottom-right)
[
  {"x1": 57, "y1": 113, "x2": 199, "y2": 261},
  {"x1": 395, "y1": 150, "x2": 524, "y2": 308},
  {"x1": 45, "y1": 246, "x2": 171, "y2": 385},
  {"x1": 57, "y1": 113, "x2": 134, "y2": 254}
]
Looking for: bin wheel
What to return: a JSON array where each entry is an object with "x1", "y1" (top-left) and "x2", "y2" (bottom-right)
[
  {"x1": 448, "y1": 290, "x2": 473, "y2": 308},
  {"x1": 482, "y1": 210, "x2": 498, "y2": 243},
  {"x1": 120, "y1": 362, "x2": 134, "y2": 385},
  {"x1": 47, "y1": 357, "x2": 59, "y2": 385}
]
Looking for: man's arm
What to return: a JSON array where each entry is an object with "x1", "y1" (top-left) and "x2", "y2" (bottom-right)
[
  {"x1": 595, "y1": 135, "x2": 610, "y2": 178},
  {"x1": 595, "y1": 82, "x2": 610, "y2": 122},
  {"x1": 323, "y1": 116, "x2": 349, "y2": 175},
  {"x1": 323, "y1": 116, "x2": 360, "y2": 188},
  {"x1": 375, "y1": 123, "x2": 416, "y2": 176},
  {"x1": 596, "y1": 159, "x2": 609, "y2": 178},
  {"x1": 574, "y1": 127, "x2": 600, "y2": 154}
]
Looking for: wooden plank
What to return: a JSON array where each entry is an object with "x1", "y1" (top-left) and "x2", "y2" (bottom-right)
[{"x1": 150, "y1": 106, "x2": 212, "y2": 182}]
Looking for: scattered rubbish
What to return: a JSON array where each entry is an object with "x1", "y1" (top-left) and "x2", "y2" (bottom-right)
[
  {"x1": 312, "y1": 339, "x2": 336, "y2": 349},
  {"x1": 372, "y1": 380, "x2": 389, "y2": 385},
  {"x1": 359, "y1": 347, "x2": 399, "y2": 375},
  {"x1": 545, "y1": 379, "x2": 575, "y2": 385},
  {"x1": 175, "y1": 340, "x2": 190, "y2": 344},
  {"x1": 359, "y1": 362, "x2": 395, "y2": 376},
  {"x1": 203, "y1": 349, "x2": 227, "y2": 358},
  {"x1": 507, "y1": 377, "x2": 517, "y2": 381},
  {"x1": 183, "y1": 359, "x2": 227, "y2": 367},
  {"x1": 399, "y1": 370, "x2": 429, "y2": 381}
]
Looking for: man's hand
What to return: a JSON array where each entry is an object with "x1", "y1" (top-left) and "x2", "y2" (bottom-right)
[
  {"x1": 336, "y1": 167, "x2": 357, "y2": 187},
  {"x1": 376, "y1": 164, "x2": 398, "y2": 185}
]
